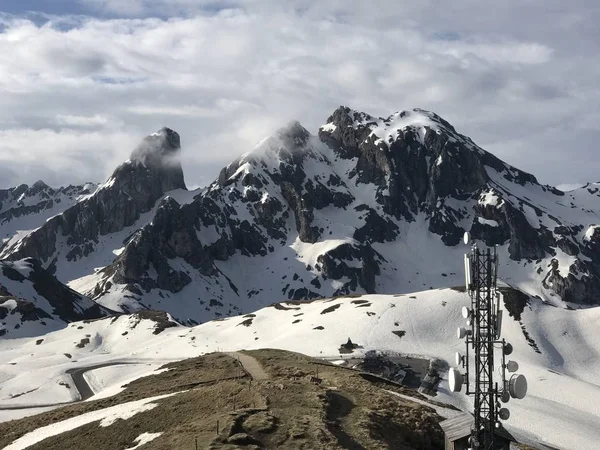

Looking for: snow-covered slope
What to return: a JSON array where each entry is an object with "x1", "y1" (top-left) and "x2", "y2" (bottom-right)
[
  {"x1": 0, "y1": 181, "x2": 96, "y2": 249},
  {"x1": 0, "y1": 288, "x2": 598, "y2": 449},
  {"x1": 48, "y1": 107, "x2": 600, "y2": 324},
  {"x1": 0, "y1": 258, "x2": 111, "y2": 337}
]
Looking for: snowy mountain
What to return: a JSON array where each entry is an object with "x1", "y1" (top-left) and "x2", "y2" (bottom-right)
[
  {"x1": 2, "y1": 106, "x2": 600, "y2": 324},
  {"x1": 0, "y1": 181, "x2": 96, "y2": 250},
  {"x1": 36, "y1": 107, "x2": 600, "y2": 322},
  {"x1": 0, "y1": 258, "x2": 111, "y2": 337},
  {"x1": 0, "y1": 288, "x2": 598, "y2": 449},
  {"x1": 0, "y1": 128, "x2": 199, "y2": 291}
]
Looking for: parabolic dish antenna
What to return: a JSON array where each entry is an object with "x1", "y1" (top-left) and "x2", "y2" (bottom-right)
[
  {"x1": 449, "y1": 368, "x2": 463, "y2": 393},
  {"x1": 509, "y1": 374, "x2": 528, "y2": 399},
  {"x1": 461, "y1": 306, "x2": 471, "y2": 319},
  {"x1": 455, "y1": 352, "x2": 463, "y2": 366},
  {"x1": 506, "y1": 360, "x2": 519, "y2": 373},
  {"x1": 498, "y1": 408, "x2": 510, "y2": 420}
]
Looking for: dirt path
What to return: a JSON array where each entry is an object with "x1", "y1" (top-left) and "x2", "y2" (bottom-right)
[{"x1": 224, "y1": 352, "x2": 270, "y2": 381}]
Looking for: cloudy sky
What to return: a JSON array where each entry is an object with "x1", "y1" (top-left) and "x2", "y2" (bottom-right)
[{"x1": 0, "y1": 1, "x2": 598, "y2": 190}]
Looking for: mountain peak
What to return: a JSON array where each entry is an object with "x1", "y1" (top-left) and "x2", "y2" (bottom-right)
[
  {"x1": 320, "y1": 106, "x2": 458, "y2": 145},
  {"x1": 130, "y1": 127, "x2": 181, "y2": 169},
  {"x1": 276, "y1": 121, "x2": 311, "y2": 149}
]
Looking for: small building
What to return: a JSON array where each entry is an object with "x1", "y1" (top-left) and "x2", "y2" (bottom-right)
[{"x1": 440, "y1": 413, "x2": 514, "y2": 450}]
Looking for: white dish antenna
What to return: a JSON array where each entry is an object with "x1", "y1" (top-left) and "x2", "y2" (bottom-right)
[
  {"x1": 461, "y1": 306, "x2": 471, "y2": 319},
  {"x1": 455, "y1": 352, "x2": 463, "y2": 367},
  {"x1": 449, "y1": 368, "x2": 463, "y2": 392},
  {"x1": 464, "y1": 231, "x2": 471, "y2": 245},
  {"x1": 509, "y1": 374, "x2": 528, "y2": 399}
]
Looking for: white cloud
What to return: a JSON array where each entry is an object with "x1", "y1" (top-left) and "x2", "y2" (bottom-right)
[
  {"x1": 54, "y1": 114, "x2": 114, "y2": 127},
  {"x1": 0, "y1": 1, "x2": 599, "y2": 189}
]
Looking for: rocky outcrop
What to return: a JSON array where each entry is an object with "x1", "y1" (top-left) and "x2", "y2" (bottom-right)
[{"x1": 1, "y1": 128, "x2": 186, "y2": 270}]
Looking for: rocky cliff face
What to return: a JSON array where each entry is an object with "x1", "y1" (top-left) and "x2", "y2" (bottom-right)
[
  {"x1": 2, "y1": 108, "x2": 599, "y2": 325},
  {"x1": 56, "y1": 107, "x2": 600, "y2": 324},
  {"x1": 0, "y1": 128, "x2": 188, "y2": 280}
]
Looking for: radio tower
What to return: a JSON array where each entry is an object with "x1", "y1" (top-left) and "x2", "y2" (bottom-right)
[{"x1": 449, "y1": 233, "x2": 528, "y2": 450}]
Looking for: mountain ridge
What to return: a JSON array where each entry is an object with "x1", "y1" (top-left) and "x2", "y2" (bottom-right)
[{"x1": 1, "y1": 106, "x2": 600, "y2": 327}]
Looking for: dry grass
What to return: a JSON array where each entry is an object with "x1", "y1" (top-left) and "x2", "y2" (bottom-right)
[
  {"x1": 0, "y1": 353, "x2": 242, "y2": 448},
  {"x1": 0, "y1": 350, "x2": 446, "y2": 450},
  {"x1": 247, "y1": 349, "x2": 444, "y2": 450}
]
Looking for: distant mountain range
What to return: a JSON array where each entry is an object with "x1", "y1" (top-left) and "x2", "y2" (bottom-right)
[{"x1": 2, "y1": 106, "x2": 600, "y2": 335}]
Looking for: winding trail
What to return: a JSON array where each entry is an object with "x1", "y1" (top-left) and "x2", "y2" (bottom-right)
[
  {"x1": 0, "y1": 362, "x2": 137, "y2": 410},
  {"x1": 224, "y1": 352, "x2": 270, "y2": 381},
  {"x1": 0, "y1": 354, "x2": 267, "y2": 413}
]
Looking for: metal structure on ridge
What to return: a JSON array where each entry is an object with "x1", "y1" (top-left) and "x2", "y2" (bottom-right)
[{"x1": 448, "y1": 233, "x2": 528, "y2": 449}]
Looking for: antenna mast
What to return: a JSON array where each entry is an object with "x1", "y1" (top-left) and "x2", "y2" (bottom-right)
[
  {"x1": 471, "y1": 246, "x2": 497, "y2": 449},
  {"x1": 449, "y1": 233, "x2": 528, "y2": 450}
]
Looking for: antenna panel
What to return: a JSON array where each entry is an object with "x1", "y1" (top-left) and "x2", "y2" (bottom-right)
[
  {"x1": 464, "y1": 231, "x2": 471, "y2": 245},
  {"x1": 464, "y1": 254, "x2": 471, "y2": 290},
  {"x1": 496, "y1": 309, "x2": 503, "y2": 339}
]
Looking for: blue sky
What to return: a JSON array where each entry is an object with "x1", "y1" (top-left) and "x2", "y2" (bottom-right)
[
  {"x1": 1, "y1": 0, "x2": 89, "y2": 16},
  {"x1": 0, "y1": 1, "x2": 599, "y2": 189},
  {"x1": 0, "y1": 0, "x2": 234, "y2": 19}
]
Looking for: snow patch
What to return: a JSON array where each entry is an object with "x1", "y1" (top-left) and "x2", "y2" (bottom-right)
[
  {"x1": 583, "y1": 225, "x2": 599, "y2": 242},
  {"x1": 3, "y1": 393, "x2": 178, "y2": 450},
  {"x1": 125, "y1": 432, "x2": 163, "y2": 450},
  {"x1": 476, "y1": 217, "x2": 499, "y2": 227},
  {"x1": 320, "y1": 123, "x2": 337, "y2": 132}
]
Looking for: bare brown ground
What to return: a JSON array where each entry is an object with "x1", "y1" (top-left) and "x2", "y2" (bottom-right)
[{"x1": 0, "y1": 350, "x2": 446, "y2": 450}]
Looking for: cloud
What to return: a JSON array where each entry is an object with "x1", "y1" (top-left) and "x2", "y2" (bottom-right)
[{"x1": 0, "y1": 1, "x2": 599, "y2": 189}]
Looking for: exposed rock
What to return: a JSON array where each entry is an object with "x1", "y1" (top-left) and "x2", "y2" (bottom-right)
[{"x1": 1, "y1": 128, "x2": 186, "y2": 269}]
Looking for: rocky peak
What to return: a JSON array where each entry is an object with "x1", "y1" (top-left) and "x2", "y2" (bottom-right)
[
  {"x1": 1, "y1": 128, "x2": 188, "y2": 274},
  {"x1": 27, "y1": 180, "x2": 52, "y2": 196},
  {"x1": 277, "y1": 121, "x2": 311, "y2": 150},
  {"x1": 130, "y1": 127, "x2": 181, "y2": 168},
  {"x1": 108, "y1": 127, "x2": 186, "y2": 195}
]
